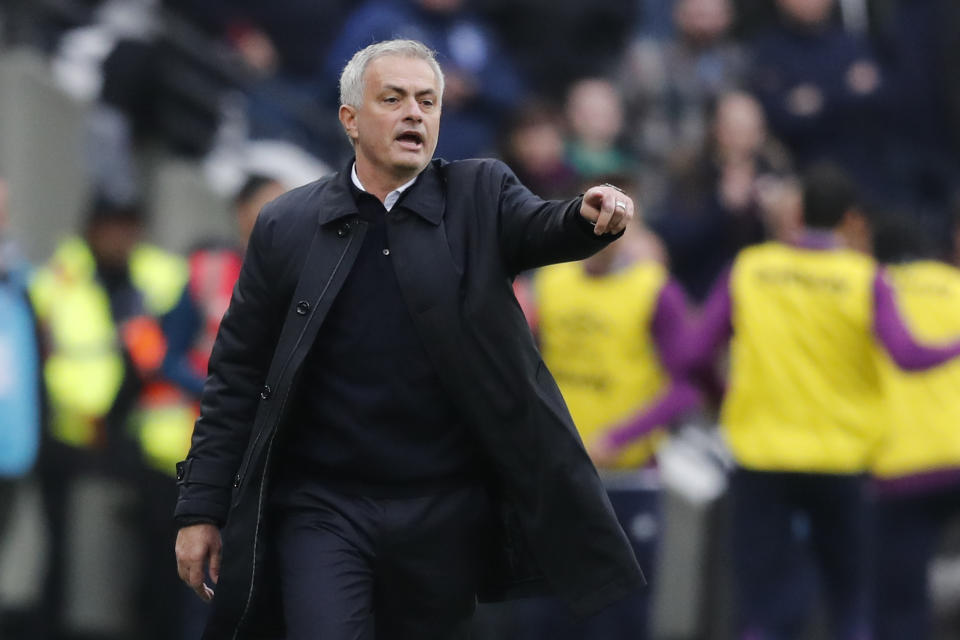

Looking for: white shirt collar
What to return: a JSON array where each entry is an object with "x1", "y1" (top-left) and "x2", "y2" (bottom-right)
[{"x1": 351, "y1": 163, "x2": 417, "y2": 212}]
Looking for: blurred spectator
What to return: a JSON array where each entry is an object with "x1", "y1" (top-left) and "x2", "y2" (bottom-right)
[
  {"x1": 620, "y1": 0, "x2": 748, "y2": 210},
  {"x1": 499, "y1": 102, "x2": 579, "y2": 200},
  {"x1": 748, "y1": 0, "x2": 889, "y2": 198},
  {"x1": 77, "y1": 0, "x2": 342, "y2": 205},
  {"x1": 324, "y1": 0, "x2": 523, "y2": 160},
  {"x1": 480, "y1": 0, "x2": 639, "y2": 97},
  {"x1": 869, "y1": 213, "x2": 960, "y2": 640},
  {"x1": 866, "y1": 0, "x2": 960, "y2": 235},
  {"x1": 564, "y1": 77, "x2": 637, "y2": 181},
  {"x1": 0, "y1": 178, "x2": 43, "y2": 632},
  {"x1": 29, "y1": 197, "x2": 190, "y2": 640},
  {"x1": 526, "y1": 204, "x2": 693, "y2": 640},
  {"x1": 653, "y1": 91, "x2": 791, "y2": 301},
  {"x1": 163, "y1": 0, "x2": 352, "y2": 82},
  {"x1": 166, "y1": 0, "x2": 355, "y2": 163},
  {"x1": 684, "y1": 164, "x2": 960, "y2": 639},
  {"x1": 75, "y1": 0, "x2": 239, "y2": 205}
]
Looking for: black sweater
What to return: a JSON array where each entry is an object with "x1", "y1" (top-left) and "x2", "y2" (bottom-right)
[{"x1": 275, "y1": 186, "x2": 477, "y2": 496}]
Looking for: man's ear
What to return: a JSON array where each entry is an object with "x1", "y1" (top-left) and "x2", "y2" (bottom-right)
[{"x1": 339, "y1": 104, "x2": 359, "y2": 144}]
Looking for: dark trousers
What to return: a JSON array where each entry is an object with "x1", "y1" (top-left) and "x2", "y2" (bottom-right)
[
  {"x1": 271, "y1": 483, "x2": 491, "y2": 640},
  {"x1": 511, "y1": 484, "x2": 657, "y2": 640},
  {"x1": 730, "y1": 469, "x2": 869, "y2": 640},
  {"x1": 872, "y1": 482, "x2": 960, "y2": 640}
]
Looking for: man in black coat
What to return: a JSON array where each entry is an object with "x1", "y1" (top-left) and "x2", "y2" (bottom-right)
[{"x1": 174, "y1": 38, "x2": 642, "y2": 640}]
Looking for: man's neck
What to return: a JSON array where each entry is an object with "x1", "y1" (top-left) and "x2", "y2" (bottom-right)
[{"x1": 354, "y1": 157, "x2": 421, "y2": 204}]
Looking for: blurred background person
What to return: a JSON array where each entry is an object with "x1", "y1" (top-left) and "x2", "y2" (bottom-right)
[
  {"x1": 0, "y1": 177, "x2": 43, "y2": 635},
  {"x1": 479, "y1": 0, "x2": 637, "y2": 99},
  {"x1": 29, "y1": 196, "x2": 189, "y2": 640},
  {"x1": 75, "y1": 0, "x2": 340, "y2": 205},
  {"x1": 685, "y1": 164, "x2": 960, "y2": 639},
  {"x1": 620, "y1": 0, "x2": 748, "y2": 212},
  {"x1": 499, "y1": 102, "x2": 580, "y2": 201},
  {"x1": 748, "y1": 0, "x2": 888, "y2": 199},
  {"x1": 865, "y1": 0, "x2": 960, "y2": 244},
  {"x1": 165, "y1": 0, "x2": 354, "y2": 162},
  {"x1": 563, "y1": 78, "x2": 638, "y2": 181},
  {"x1": 868, "y1": 212, "x2": 960, "y2": 640},
  {"x1": 653, "y1": 90, "x2": 792, "y2": 301}
]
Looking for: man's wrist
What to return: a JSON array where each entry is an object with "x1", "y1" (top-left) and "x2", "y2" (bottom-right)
[{"x1": 175, "y1": 515, "x2": 222, "y2": 529}]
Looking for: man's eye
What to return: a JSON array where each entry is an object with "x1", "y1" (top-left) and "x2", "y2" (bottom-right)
[
  {"x1": 384, "y1": 96, "x2": 399, "y2": 104},
  {"x1": 421, "y1": 100, "x2": 434, "y2": 108}
]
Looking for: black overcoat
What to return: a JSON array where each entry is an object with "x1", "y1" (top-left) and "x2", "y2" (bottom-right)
[{"x1": 175, "y1": 158, "x2": 644, "y2": 639}]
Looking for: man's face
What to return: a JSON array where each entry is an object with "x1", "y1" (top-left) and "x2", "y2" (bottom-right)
[
  {"x1": 88, "y1": 219, "x2": 142, "y2": 269},
  {"x1": 340, "y1": 55, "x2": 441, "y2": 181}
]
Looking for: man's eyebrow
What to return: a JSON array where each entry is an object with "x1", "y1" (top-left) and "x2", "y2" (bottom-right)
[{"x1": 382, "y1": 85, "x2": 437, "y2": 97}]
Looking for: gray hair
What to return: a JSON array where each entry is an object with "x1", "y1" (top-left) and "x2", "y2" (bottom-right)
[{"x1": 338, "y1": 39, "x2": 445, "y2": 108}]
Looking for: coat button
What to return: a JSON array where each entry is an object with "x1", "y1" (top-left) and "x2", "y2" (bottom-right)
[
  {"x1": 296, "y1": 300, "x2": 311, "y2": 315},
  {"x1": 382, "y1": 248, "x2": 390, "y2": 256},
  {"x1": 337, "y1": 224, "x2": 350, "y2": 238},
  {"x1": 260, "y1": 385, "x2": 272, "y2": 400}
]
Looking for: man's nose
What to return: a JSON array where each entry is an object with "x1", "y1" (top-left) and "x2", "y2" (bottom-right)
[{"x1": 402, "y1": 97, "x2": 424, "y2": 121}]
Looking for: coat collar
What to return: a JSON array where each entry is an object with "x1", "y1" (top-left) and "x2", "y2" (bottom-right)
[{"x1": 316, "y1": 158, "x2": 446, "y2": 226}]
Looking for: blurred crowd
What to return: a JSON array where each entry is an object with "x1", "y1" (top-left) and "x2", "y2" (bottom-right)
[{"x1": 2, "y1": 0, "x2": 960, "y2": 639}]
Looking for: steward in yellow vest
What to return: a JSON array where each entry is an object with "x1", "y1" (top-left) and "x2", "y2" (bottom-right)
[
  {"x1": 868, "y1": 215, "x2": 960, "y2": 640},
  {"x1": 686, "y1": 164, "x2": 960, "y2": 640},
  {"x1": 30, "y1": 207, "x2": 188, "y2": 471},
  {"x1": 29, "y1": 198, "x2": 188, "y2": 639}
]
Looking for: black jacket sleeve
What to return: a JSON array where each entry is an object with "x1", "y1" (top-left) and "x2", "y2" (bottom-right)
[
  {"x1": 174, "y1": 204, "x2": 285, "y2": 525},
  {"x1": 494, "y1": 161, "x2": 618, "y2": 275}
]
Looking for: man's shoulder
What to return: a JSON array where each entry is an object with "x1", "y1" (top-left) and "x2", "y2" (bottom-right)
[{"x1": 438, "y1": 157, "x2": 514, "y2": 184}]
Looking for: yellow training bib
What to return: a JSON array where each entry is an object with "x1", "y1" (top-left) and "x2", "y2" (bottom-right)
[
  {"x1": 722, "y1": 242, "x2": 882, "y2": 473},
  {"x1": 535, "y1": 260, "x2": 669, "y2": 468}
]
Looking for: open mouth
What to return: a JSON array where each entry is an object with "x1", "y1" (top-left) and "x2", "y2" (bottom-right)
[{"x1": 396, "y1": 131, "x2": 424, "y2": 150}]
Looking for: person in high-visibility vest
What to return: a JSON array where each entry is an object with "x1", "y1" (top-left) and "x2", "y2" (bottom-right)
[
  {"x1": 30, "y1": 196, "x2": 187, "y2": 640},
  {"x1": 868, "y1": 213, "x2": 960, "y2": 640},
  {"x1": 683, "y1": 165, "x2": 960, "y2": 640}
]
